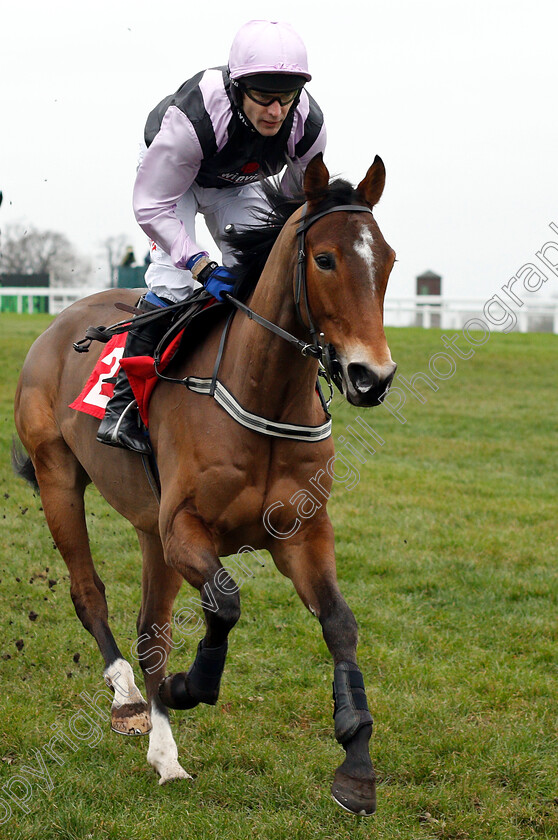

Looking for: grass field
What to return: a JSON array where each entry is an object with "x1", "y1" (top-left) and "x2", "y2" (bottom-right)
[{"x1": 0, "y1": 314, "x2": 556, "y2": 840}]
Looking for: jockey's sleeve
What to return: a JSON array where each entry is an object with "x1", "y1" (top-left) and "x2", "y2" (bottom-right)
[
  {"x1": 133, "y1": 106, "x2": 204, "y2": 269},
  {"x1": 281, "y1": 90, "x2": 327, "y2": 196}
]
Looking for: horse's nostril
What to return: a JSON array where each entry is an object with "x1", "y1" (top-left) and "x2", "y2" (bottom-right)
[{"x1": 347, "y1": 363, "x2": 379, "y2": 393}]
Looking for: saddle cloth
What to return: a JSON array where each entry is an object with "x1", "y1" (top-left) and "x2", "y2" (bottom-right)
[{"x1": 69, "y1": 330, "x2": 183, "y2": 427}]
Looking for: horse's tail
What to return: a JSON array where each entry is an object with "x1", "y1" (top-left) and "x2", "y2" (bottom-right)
[{"x1": 11, "y1": 438, "x2": 39, "y2": 492}]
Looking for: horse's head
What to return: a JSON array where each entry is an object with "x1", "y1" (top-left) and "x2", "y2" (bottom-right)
[{"x1": 299, "y1": 155, "x2": 397, "y2": 407}]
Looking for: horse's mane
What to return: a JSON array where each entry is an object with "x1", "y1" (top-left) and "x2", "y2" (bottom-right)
[{"x1": 223, "y1": 169, "x2": 364, "y2": 299}]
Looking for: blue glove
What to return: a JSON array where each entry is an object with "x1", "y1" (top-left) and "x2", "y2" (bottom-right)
[
  {"x1": 201, "y1": 264, "x2": 237, "y2": 301},
  {"x1": 186, "y1": 253, "x2": 236, "y2": 301}
]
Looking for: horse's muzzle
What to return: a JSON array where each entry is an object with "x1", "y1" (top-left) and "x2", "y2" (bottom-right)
[{"x1": 345, "y1": 361, "x2": 397, "y2": 407}]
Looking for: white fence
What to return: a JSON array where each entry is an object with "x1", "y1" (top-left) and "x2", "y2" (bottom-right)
[
  {"x1": 2, "y1": 287, "x2": 558, "y2": 333},
  {"x1": 384, "y1": 295, "x2": 558, "y2": 333}
]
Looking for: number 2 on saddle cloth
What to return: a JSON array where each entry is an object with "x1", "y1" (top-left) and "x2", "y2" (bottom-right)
[{"x1": 69, "y1": 326, "x2": 184, "y2": 427}]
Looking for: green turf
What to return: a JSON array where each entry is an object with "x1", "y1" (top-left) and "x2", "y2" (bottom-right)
[{"x1": 1, "y1": 314, "x2": 556, "y2": 839}]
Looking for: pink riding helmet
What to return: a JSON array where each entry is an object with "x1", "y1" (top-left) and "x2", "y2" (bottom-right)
[{"x1": 228, "y1": 20, "x2": 312, "y2": 82}]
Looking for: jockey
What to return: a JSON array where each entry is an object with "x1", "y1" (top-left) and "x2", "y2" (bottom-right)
[
  {"x1": 97, "y1": 19, "x2": 327, "y2": 453},
  {"x1": 97, "y1": 20, "x2": 326, "y2": 453}
]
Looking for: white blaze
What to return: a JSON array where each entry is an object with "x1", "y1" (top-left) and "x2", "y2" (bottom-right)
[{"x1": 354, "y1": 225, "x2": 375, "y2": 289}]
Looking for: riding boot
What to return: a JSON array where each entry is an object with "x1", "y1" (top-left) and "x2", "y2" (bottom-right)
[{"x1": 96, "y1": 296, "x2": 172, "y2": 454}]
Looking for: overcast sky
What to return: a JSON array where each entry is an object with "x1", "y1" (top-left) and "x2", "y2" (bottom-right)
[{"x1": 2, "y1": 0, "x2": 557, "y2": 299}]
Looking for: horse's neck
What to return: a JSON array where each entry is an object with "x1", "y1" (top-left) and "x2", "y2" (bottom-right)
[{"x1": 223, "y1": 222, "x2": 320, "y2": 422}]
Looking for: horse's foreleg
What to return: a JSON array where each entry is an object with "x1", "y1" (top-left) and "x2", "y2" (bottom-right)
[
  {"x1": 135, "y1": 529, "x2": 191, "y2": 784},
  {"x1": 272, "y1": 517, "x2": 376, "y2": 816},
  {"x1": 31, "y1": 438, "x2": 149, "y2": 735},
  {"x1": 157, "y1": 509, "x2": 241, "y2": 711}
]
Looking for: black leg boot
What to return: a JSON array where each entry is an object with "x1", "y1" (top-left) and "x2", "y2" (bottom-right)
[{"x1": 96, "y1": 297, "x2": 172, "y2": 453}]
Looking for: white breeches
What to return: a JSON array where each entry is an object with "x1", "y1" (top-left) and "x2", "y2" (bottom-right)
[{"x1": 144, "y1": 180, "x2": 270, "y2": 303}]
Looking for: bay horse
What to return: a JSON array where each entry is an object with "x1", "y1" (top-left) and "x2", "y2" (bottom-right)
[{"x1": 13, "y1": 154, "x2": 396, "y2": 815}]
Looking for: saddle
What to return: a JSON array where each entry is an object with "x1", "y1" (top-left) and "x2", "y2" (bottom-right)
[{"x1": 70, "y1": 290, "x2": 227, "y2": 425}]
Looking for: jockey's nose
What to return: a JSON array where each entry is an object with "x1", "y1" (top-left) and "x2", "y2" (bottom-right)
[{"x1": 267, "y1": 100, "x2": 282, "y2": 117}]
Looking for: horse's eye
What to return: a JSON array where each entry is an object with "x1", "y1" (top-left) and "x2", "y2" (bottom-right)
[{"x1": 314, "y1": 253, "x2": 336, "y2": 271}]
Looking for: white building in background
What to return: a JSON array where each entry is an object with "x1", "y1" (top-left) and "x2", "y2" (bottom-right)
[{"x1": 383, "y1": 268, "x2": 558, "y2": 333}]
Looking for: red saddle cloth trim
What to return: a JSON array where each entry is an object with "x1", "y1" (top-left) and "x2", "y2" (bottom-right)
[
  {"x1": 70, "y1": 330, "x2": 183, "y2": 426},
  {"x1": 120, "y1": 330, "x2": 183, "y2": 427}
]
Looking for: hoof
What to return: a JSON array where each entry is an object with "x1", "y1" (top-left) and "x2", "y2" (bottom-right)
[
  {"x1": 157, "y1": 764, "x2": 193, "y2": 785},
  {"x1": 158, "y1": 673, "x2": 199, "y2": 710},
  {"x1": 331, "y1": 768, "x2": 376, "y2": 816},
  {"x1": 111, "y1": 701, "x2": 152, "y2": 736}
]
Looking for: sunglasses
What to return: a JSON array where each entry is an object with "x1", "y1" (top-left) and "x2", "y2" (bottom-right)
[{"x1": 241, "y1": 86, "x2": 301, "y2": 107}]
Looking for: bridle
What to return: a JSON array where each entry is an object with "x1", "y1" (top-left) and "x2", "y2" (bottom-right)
[
  {"x1": 293, "y1": 203, "x2": 373, "y2": 392},
  {"x1": 225, "y1": 202, "x2": 374, "y2": 405}
]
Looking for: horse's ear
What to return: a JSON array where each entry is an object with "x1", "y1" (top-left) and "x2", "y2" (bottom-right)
[
  {"x1": 357, "y1": 155, "x2": 386, "y2": 208},
  {"x1": 303, "y1": 153, "x2": 330, "y2": 204}
]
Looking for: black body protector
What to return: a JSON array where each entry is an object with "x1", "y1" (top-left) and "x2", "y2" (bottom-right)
[{"x1": 144, "y1": 67, "x2": 324, "y2": 189}]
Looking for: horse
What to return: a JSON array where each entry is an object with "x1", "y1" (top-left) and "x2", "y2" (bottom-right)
[{"x1": 13, "y1": 154, "x2": 397, "y2": 816}]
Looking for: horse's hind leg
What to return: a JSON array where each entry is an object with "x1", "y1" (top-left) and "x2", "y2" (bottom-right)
[
  {"x1": 135, "y1": 529, "x2": 191, "y2": 784},
  {"x1": 28, "y1": 435, "x2": 150, "y2": 735},
  {"x1": 271, "y1": 517, "x2": 376, "y2": 816}
]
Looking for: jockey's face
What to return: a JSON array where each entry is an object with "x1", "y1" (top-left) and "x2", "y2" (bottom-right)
[{"x1": 242, "y1": 91, "x2": 296, "y2": 136}]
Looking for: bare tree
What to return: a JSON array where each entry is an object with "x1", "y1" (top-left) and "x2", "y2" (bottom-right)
[{"x1": 0, "y1": 223, "x2": 92, "y2": 287}]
